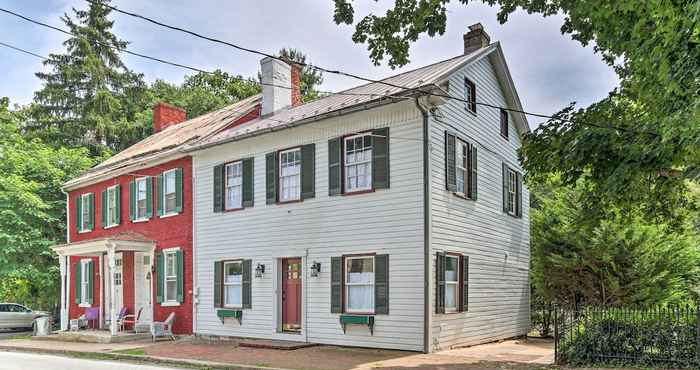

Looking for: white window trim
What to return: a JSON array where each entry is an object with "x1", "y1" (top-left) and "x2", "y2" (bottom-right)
[
  {"x1": 455, "y1": 140, "x2": 468, "y2": 196},
  {"x1": 225, "y1": 161, "x2": 243, "y2": 210},
  {"x1": 278, "y1": 148, "x2": 302, "y2": 202},
  {"x1": 78, "y1": 259, "x2": 91, "y2": 307},
  {"x1": 344, "y1": 255, "x2": 375, "y2": 314},
  {"x1": 507, "y1": 169, "x2": 517, "y2": 216},
  {"x1": 134, "y1": 177, "x2": 149, "y2": 221},
  {"x1": 343, "y1": 133, "x2": 373, "y2": 194},
  {"x1": 223, "y1": 260, "x2": 243, "y2": 309},
  {"x1": 78, "y1": 194, "x2": 92, "y2": 233},
  {"x1": 105, "y1": 185, "x2": 119, "y2": 227},
  {"x1": 465, "y1": 78, "x2": 476, "y2": 114},
  {"x1": 444, "y1": 255, "x2": 459, "y2": 313},
  {"x1": 161, "y1": 169, "x2": 179, "y2": 217},
  {"x1": 162, "y1": 247, "x2": 180, "y2": 304}
]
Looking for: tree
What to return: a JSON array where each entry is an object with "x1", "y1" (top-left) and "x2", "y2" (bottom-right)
[
  {"x1": 332, "y1": 0, "x2": 700, "y2": 218},
  {"x1": 0, "y1": 98, "x2": 94, "y2": 310},
  {"x1": 28, "y1": 0, "x2": 148, "y2": 157},
  {"x1": 530, "y1": 176, "x2": 700, "y2": 307},
  {"x1": 278, "y1": 48, "x2": 324, "y2": 102}
]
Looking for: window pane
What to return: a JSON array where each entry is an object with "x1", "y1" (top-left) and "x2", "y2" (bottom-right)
[
  {"x1": 166, "y1": 253, "x2": 176, "y2": 277},
  {"x1": 279, "y1": 149, "x2": 301, "y2": 201},
  {"x1": 166, "y1": 280, "x2": 177, "y2": 301},
  {"x1": 445, "y1": 283, "x2": 458, "y2": 309},
  {"x1": 347, "y1": 285, "x2": 374, "y2": 311},
  {"x1": 347, "y1": 257, "x2": 374, "y2": 283},
  {"x1": 225, "y1": 285, "x2": 242, "y2": 306},
  {"x1": 226, "y1": 163, "x2": 242, "y2": 209},
  {"x1": 445, "y1": 257, "x2": 459, "y2": 282}
]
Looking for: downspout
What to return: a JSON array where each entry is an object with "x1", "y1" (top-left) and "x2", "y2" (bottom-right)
[
  {"x1": 61, "y1": 189, "x2": 70, "y2": 331},
  {"x1": 415, "y1": 97, "x2": 432, "y2": 353}
]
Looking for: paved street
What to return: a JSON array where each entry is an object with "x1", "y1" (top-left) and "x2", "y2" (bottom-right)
[{"x1": 0, "y1": 351, "x2": 180, "y2": 370}]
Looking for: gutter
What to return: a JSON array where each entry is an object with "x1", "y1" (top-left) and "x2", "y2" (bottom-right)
[{"x1": 414, "y1": 97, "x2": 432, "y2": 354}]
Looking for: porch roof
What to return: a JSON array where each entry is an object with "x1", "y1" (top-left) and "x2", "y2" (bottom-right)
[{"x1": 51, "y1": 232, "x2": 155, "y2": 256}]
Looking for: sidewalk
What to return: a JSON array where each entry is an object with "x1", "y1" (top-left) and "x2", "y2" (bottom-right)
[{"x1": 0, "y1": 336, "x2": 555, "y2": 370}]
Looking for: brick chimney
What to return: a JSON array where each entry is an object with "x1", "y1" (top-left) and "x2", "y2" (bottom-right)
[
  {"x1": 153, "y1": 102, "x2": 186, "y2": 133},
  {"x1": 260, "y1": 57, "x2": 303, "y2": 116},
  {"x1": 290, "y1": 63, "x2": 302, "y2": 107},
  {"x1": 463, "y1": 23, "x2": 490, "y2": 54}
]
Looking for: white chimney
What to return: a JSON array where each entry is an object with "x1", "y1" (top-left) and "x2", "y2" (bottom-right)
[{"x1": 260, "y1": 57, "x2": 292, "y2": 115}]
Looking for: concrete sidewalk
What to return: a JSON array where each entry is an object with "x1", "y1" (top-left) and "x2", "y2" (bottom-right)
[{"x1": 0, "y1": 336, "x2": 555, "y2": 370}]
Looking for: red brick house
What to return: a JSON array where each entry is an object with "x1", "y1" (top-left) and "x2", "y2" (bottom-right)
[{"x1": 52, "y1": 95, "x2": 262, "y2": 335}]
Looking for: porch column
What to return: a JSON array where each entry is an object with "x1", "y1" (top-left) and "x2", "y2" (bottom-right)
[
  {"x1": 98, "y1": 254, "x2": 104, "y2": 329},
  {"x1": 107, "y1": 244, "x2": 118, "y2": 335},
  {"x1": 59, "y1": 255, "x2": 68, "y2": 331}
]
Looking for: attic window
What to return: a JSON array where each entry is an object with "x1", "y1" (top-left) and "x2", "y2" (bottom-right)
[{"x1": 464, "y1": 78, "x2": 476, "y2": 113}]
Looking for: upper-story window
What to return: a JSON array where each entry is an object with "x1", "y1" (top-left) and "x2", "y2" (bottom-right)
[
  {"x1": 464, "y1": 78, "x2": 476, "y2": 113},
  {"x1": 77, "y1": 193, "x2": 94, "y2": 233},
  {"x1": 163, "y1": 170, "x2": 177, "y2": 215},
  {"x1": 157, "y1": 168, "x2": 182, "y2": 217},
  {"x1": 507, "y1": 168, "x2": 517, "y2": 216},
  {"x1": 279, "y1": 148, "x2": 302, "y2": 202},
  {"x1": 500, "y1": 108, "x2": 509, "y2": 139},
  {"x1": 456, "y1": 140, "x2": 468, "y2": 194},
  {"x1": 81, "y1": 195, "x2": 91, "y2": 231},
  {"x1": 502, "y1": 163, "x2": 522, "y2": 218},
  {"x1": 445, "y1": 132, "x2": 477, "y2": 200},
  {"x1": 136, "y1": 178, "x2": 148, "y2": 220},
  {"x1": 101, "y1": 185, "x2": 120, "y2": 228},
  {"x1": 225, "y1": 161, "x2": 243, "y2": 210},
  {"x1": 344, "y1": 133, "x2": 373, "y2": 193}
]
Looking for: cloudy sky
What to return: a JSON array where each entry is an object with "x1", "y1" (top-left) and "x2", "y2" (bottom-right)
[{"x1": 0, "y1": 0, "x2": 619, "y2": 127}]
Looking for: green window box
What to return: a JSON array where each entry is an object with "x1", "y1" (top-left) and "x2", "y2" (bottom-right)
[
  {"x1": 217, "y1": 309, "x2": 242, "y2": 324},
  {"x1": 339, "y1": 315, "x2": 375, "y2": 335}
]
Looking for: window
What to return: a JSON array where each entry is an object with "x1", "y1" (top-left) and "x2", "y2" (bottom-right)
[
  {"x1": 223, "y1": 261, "x2": 243, "y2": 308},
  {"x1": 162, "y1": 170, "x2": 178, "y2": 215},
  {"x1": 225, "y1": 162, "x2": 243, "y2": 210},
  {"x1": 135, "y1": 178, "x2": 149, "y2": 220},
  {"x1": 500, "y1": 108, "x2": 509, "y2": 139},
  {"x1": 445, "y1": 256, "x2": 459, "y2": 312},
  {"x1": 164, "y1": 250, "x2": 178, "y2": 302},
  {"x1": 345, "y1": 256, "x2": 375, "y2": 313},
  {"x1": 80, "y1": 259, "x2": 90, "y2": 305},
  {"x1": 279, "y1": 148, "x2": 301, "y2": 202},
  {"x1": 344, "y1": 134, "x2": 373, "y2": 192},
  {"x1": 507, "y1": 168, "x2": 517, "y2": 216},
  {"x1": 456, "y1": 140, "x2": 468, "y2": 194},
  {"x1": 105, "y1": 186, "x2": 119, "y2": 227},
  {"x1": 114, "y1": 257, "x2": 122, "y2": 286},
  {"x1": 465, "y1": 78, "x2": 476, "y2": 113},
  {"x1": 80, "y1": 194, "x2": 91, "y2": 231}
]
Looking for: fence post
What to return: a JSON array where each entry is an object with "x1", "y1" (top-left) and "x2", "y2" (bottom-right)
[{"x1": 554, "y1": 304, "x2": 559, "y2": 364}]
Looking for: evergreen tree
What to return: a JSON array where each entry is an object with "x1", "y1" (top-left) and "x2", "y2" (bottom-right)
[{"x1": 29, "y1": 0, "x2": 148, "y2": 157}]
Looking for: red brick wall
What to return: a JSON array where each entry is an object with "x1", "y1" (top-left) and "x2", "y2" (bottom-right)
[
  {"x1": 67, "y1": 156, "x2": 193, "y2": 334},
  {"x1": 153, "y1": 102, "x2": 186, "y2": 132},
  {"x1": 290, "y1": 64, "x2": 302, "y2": 107}
]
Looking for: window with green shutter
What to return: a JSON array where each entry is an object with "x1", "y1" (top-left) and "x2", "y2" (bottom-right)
[
  {"x1": 159, "y1": 249, "x2": 182, "y2": 304},
  {"x1": 330, "y1": 257, "x2": 343, "y2": 313},
  {"x1": 213, "y1": 164, "x2": 225, "y2": 212},
  {"x1": 503, "y1": 163, "x2": 522, "y2": 218},
  {"x1": 265, "y1": 152, "x2": 278, "y2": 204},
  {"x1": 329, "y1": 128, "x2": 390, "y2": 196},
  {"x1": 331, "y1": 254, "x2": 389, "y2": 315},
  {"x1": 76, "y1": 259, "x2": 92, "y2": 306},
  {"x1": 158, "y1": 168, "x2": 182, "y2": 216},
  {"x1": 371, "y1": 128, "x2": 390, "y2": 190},
  {"x1": 241, "y1": 259, "x2": 252, "y2": 309},
  {"x1": 445, "y1": 131, "x2": 477, "y2": 200},
  {"x1": 102, "y1": 185, "x2": 120, "y2": 228},
  {"x1": 436, "y1": 252, "x2": 469, "y2": 314},
  {"x1": 301, "y1": 144, "x2": 316, "y2": 199},
  {"x1": 214, "y1": 261, "x2": 223, "y2": 308},
  {"x1": 215, "y1": 159, "x2": 254, "y2": 212},
  {"x1": 328, "y1": 138, "x2": 342, "y2": 196},
  {"x1": 77, "y1": 193, "x2": 94, "y2": 232},
  {"x1": 130, "y1": 177, "x2": 152, "y2": 221},
  {"x1": 242, "y1": 158, "x2": 254, "y2": 207}
]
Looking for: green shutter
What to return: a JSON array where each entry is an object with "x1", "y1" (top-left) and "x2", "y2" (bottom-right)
[
  {"x1": 87, "y1": 193, "x2": 94, "y2": 230},
  {"x1": 87, "y1": 261, "x2": 94, "y2": 304},
  {"x1": 76, "y1": 196, "x2": 82, "y2": 232},
  {"x1": 156, "y1": 252, "x2": 164, "y2": 304},
  {"x1": 214, "y1": 261, "x2": 223, "y2": 308},
  {"x1": 301, "y1": 144, "x2": 316, "y2": 199},
  {"x1": 242, "y1": 259, "x2": 252, "y2": 309},
  {"x1": 374, "y1": 254, "x2": 389, "y2": 314},
  {"x1": 372, "y1": 128, "x2": 390, "y2": 190},
  {"x1": 445, "y1": 132, "x2": 457, "y2": 191},
  {"x1": 146, "y1": 177, "x2": 153, "y2": 218},
  {"x1": 468, "y1": 145, "x2": 478, "y2": 200},
  {"x1": 460, "y1": 255, "x2": 469, "y2": 312},
  {"x1": 175, "y1": 168, "x2": 183, "y2": 213},
  {"x1": 74, "y1": 262, "x2": 81, "y2": 304},
  {"x1": 436, "y1": 252, "x2": 446, "y2": 314},
  {"x1": 129, "y1": 181, "x2": 136, "y2": 221},
  {"x1": 328, "y1": 138, "x2": 342, "y2": 196},
  {"x1": 213, "y1": 164, "x2": 225, "y2": 212},
  {"x1": 330, "y1": 257, "x2": 342, "y2": 313},
  {"x1": 101, "y1": 190, "x2": 107, "y2": 228},
  {"x1": 242, "y1": 158, "x2": 254, "y2": 207},
  {"x1": 516, "y1": 172, "x2": 523, "y2": 218},
  {"x1": 176, "y1": 250, "x2": 184, "y2": 303},
  {"x1": 265, "y1": 152, "x2": 278, "y2": 205},
  {"x1": 502, "y1": 163, "x2": 509, "y2": 213},
  {"x1": 114, "y1": 185, "x2": 121, "y2": 225},
  {"x1": 156, "y1": 174, "x2": 164, "y2": 216}
]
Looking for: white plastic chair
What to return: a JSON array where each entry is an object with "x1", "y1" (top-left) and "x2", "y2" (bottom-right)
[{"x1": 150, "y1": 312, "x2": 175, "y2": 342}]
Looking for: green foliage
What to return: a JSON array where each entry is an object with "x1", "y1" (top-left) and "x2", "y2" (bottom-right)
[
  {"x1": 278, "y1": 48, "x2": 325, "y2": 102},
  {"x1": 0, "y1": 99, "x2": 93, "y2": 310},
  {"x1": 530, "y1": 176, "x2": 700, "y2": 307}
]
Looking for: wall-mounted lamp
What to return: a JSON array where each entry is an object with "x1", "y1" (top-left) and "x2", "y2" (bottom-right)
[
  {"x1": 310, "y1": 261, "x2": 321, "y2": 277},
  {"x1": 255, "y1": 263, "x2": 265, "y2": 278}
]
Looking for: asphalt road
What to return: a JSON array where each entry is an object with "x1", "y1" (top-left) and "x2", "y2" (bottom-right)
[
  {"x1": 0, "y1": 330, "x2": 31, "y2": 340},
  {"x1": 0, "y1": 351, "x2": 181, "y2": 370}
]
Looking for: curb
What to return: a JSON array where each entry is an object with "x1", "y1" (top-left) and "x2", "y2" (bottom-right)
[{"x1": 0, "y1": 345, "x2": 289, "y2": 370}]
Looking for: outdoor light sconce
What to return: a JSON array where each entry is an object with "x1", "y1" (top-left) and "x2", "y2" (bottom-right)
[
  {"x1": 255, "y1": 263, "x2": 265, "y2": 278},
  {"x1": 310, "y1": 261, "x2": 321, "y2": 277}
]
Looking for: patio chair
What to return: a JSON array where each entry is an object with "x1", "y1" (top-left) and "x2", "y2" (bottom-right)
[
  {"x1": 105, "y1": 307, "x2": 128, "y2": 331},
  {"x1": 150, "y1": 312, "x2": 175, "y2": 342},
  {"x1": 85, "y1": 307, "x2": 99, "y2": 329},
  {"x1": 120, "y1": 307, "x2": 142, "y2": 332}
]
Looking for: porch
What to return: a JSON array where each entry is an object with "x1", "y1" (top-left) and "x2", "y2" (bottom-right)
[{"x1": 52, "y1": 234, "x2": 156, "y2": 336}]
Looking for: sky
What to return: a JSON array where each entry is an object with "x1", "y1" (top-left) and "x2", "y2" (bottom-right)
[{"x1": 0, "y1": 0, "x2": 619, "y2": 127}]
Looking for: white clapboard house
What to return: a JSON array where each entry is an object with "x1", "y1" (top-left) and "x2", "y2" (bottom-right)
[{"x1": 185, "y1": 23, "x2": 530, "y2": 352}]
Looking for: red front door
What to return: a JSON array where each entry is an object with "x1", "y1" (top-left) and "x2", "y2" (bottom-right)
[{"x1": 282, "y1": 258, "x2": 302, "y2": 332}]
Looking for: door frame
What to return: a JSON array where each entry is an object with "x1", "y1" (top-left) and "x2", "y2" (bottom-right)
[
  {"x1": 281, "y1": 257, "x2": 302, "y2": 332},
  {"x1": 271, "y1": 252, "x2": 307, "y2": 341}
]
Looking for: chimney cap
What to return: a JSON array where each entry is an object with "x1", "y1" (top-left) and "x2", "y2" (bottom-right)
[{"x1": 468, "y1": 23, "x2": 484, "y2": 32}]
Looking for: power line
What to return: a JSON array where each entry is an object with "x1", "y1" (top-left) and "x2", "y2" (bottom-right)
[{"x1": 0, "y1": 40, "x2": 47, "y2": 60}]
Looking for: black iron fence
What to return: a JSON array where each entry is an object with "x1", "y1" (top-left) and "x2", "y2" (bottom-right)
[{"x1": 554, "y1": 303, "x2": 700, "y2": 368}]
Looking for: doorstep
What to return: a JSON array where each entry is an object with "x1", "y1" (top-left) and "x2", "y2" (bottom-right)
[{"x1": 238, "y1": 338, "x2": 318, "y2": 350}]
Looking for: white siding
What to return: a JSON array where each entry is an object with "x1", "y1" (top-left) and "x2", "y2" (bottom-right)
[
  {"x1": 429, "y1": 56, "x2": 531, "y2": 351},
  {"x1": 193, "y1": 101, "x2": 425, "y2": 351}
]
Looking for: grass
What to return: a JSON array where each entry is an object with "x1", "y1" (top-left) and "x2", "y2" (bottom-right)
[
  {"x1": 111, "y1": 348, "x2": 147, "y2": 356},
  {"x1": 4, "y1": 334, "x2": 32, "y2": 340}
]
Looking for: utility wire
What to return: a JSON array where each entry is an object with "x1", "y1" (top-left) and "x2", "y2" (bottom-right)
[{"x1": 0, "y1": 40, "x2": 47, "y2": 59}]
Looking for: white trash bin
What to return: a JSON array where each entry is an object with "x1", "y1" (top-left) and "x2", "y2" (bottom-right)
[{"x1": 33, "y1": 316, "x2": 51, "y2": 336}]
